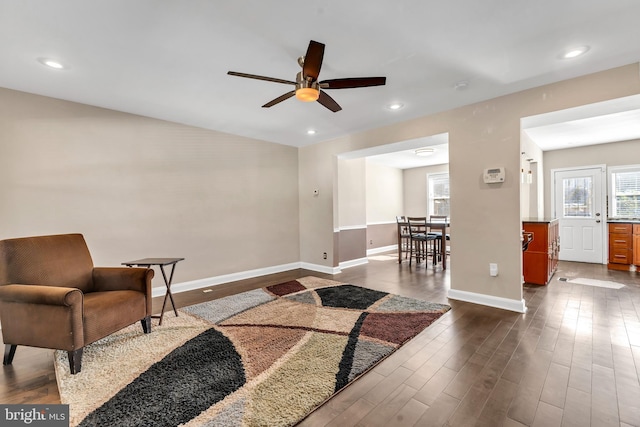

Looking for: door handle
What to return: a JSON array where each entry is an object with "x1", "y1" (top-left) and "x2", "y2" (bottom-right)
[{"x1": 596, "y1": 220, "x2": 601, "y2": 223}]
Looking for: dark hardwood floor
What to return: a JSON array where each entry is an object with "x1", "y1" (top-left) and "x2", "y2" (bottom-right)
[{"x1": 2, "y1": 255, "x2": 640, "y2": 426}]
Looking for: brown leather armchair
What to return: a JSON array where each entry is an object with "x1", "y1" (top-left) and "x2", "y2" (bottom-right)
[{"x1": 0, "y1": 233, "x2": 154, "y2": 374}]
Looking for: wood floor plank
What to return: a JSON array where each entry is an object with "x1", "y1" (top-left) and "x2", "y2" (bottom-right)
[
  {"x1": 591, "y1": 364, "x2": 620, "y2": 426},
  {"x1": 507, "y1": 349, "x2": 554, "y2": 425},
  {"x1": 413, "y1": 392, "x2": 460, "y2": 427},
  {"x1": 385, "y1": 398, "x2": 428, "y2": 427},
  {"x1": 324, "y1": 398, "x2": 376, "y2": 427},
  {"x1": 356, "y1": 384, "x2": 417, "y2": 427},
  {"x1": 362, "y1": 366, "x2": 413, "y2": 406},
  {"x1": 413, "y1": 366, "x2": 458, "y2": 406},
  {"x1": 475, "y1": 378, "x2": 519, "y2": 427},
  {"x1": 540, "y1": 362, "x2": 570, "y2": 408},
  {"x1": 531, "y1": 401, "x2": 563, "y2": 427},
  {"x1": 561, "y1": 387, "x2": 591, "y2": 427}
]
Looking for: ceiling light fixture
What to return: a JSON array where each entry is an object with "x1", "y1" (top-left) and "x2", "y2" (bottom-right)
[
  {"x1": 415, "y1": 147, "x2": 435, "y2": 157},
  {"x1": 37, "y1": 58, "x2": 65, "y2": 69},
  {"x1": 295, "y1": 79, "x2": 320, "y2": 102},
  {"x1": 306, "y1": 129, "x2": 316, "y2": 135},
  {"x1": 561, "y1": 46, "x2": 590, "y2": 59},
  {"x1": 387, "y1": 103, "x2": 404, "y2": 110}
]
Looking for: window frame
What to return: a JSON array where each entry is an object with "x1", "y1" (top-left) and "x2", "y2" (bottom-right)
[
  {"x1": 608, "y1": 164, "x2": 640, "y2": 219},
  {"x1": 427, "y1": 172, "x2": 450, "y2": 217}
]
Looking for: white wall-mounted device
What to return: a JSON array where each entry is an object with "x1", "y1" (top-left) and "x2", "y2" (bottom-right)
[{"x1": 483, "y1": 167, "x2": 505, "y2": 184}]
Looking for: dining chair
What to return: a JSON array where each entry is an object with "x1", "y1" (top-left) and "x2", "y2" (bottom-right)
[
  {"x1": 396, "y1": 216, "x2": 411, "y2": 263},
  {"x1": 407, "y1": 217, "x2": 437, "y2": 266},
  {"x1": 429, "y1": 215, "x2": 450, "y2": 262}
]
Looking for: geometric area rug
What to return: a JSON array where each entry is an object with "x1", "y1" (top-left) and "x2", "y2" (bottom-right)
[{"x1": 55, "y1": 276, "x2": 451, "y2": 427}]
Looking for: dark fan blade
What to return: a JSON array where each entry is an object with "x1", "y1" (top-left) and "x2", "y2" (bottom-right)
[
  {"x1": 227, "y1": 71, "x2": 295, "y2": 85},
  {"x1": 303, "y1": 40, "x2": 325, "y2": 81},
  {"x1": 317, "y1": 90, "x2": 342, "y2": 112},
  {"x1": 320, "y1": 77, "x2": 386, "y2": 89},
  {"x1": 262, "y1": 90, "x2": 296, "y2": 108}
]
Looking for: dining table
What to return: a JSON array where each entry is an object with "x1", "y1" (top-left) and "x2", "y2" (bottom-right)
[{"x1": 397, "y1": 220, "x2": 450, "y2": 270}]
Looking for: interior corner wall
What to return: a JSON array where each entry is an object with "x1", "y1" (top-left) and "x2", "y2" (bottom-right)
[
  {"x1": 298, "y1": 63, "x2": 640, "y2": 309},
  {"x1": 365, "y1": 161, "x2": 403, "y2": 251},
  {"x1": 0, "y1": 88, "x2": 300, "y2": 290},
  {"x1": 520, "y1": 130, "x2": 544, "y2": 219},
  {"x1": 337, "y1": 158, "x2": 367, "y2": 228},
  {"x1": 337, "y1": 158, "x2": 367, "y2": 263},
  {"x1": 403, "y1": 164, "x2": 449, "y2": 216}
]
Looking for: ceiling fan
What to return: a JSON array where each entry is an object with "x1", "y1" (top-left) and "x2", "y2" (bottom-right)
[{"x1": 227, "y1": 40, "x2": 386, "y2": 112}]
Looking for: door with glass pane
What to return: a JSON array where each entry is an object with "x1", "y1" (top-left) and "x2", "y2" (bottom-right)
[{"x1": 553, "y1": 167, "x2": 605, "y2": 263}]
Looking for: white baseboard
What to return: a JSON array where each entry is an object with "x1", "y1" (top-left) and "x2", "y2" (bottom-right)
[
  {"x1": 339, "y1": 257, "x2": 369, "y2": 270},
  {"x1": 153, "y1": 261, "x2": 341, "y2": 298},
  {"x1": 447, "y1": 288, "x2": 527, "y2": 313},
  {"x1": 299, "y1": 262, "x2": 342, "y2": 275},
  {"x1": 366, "y1": 245, "x2": 397, "y2": 256}
]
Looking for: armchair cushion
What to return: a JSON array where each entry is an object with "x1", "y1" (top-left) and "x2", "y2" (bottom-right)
[
  {"x1": 0, "y1": 234, "x2": 95, "y2": 293},
  {"x1": 93, "y1": 267, "x2": 153, "y2": 315},
  {"x1": 83, "y1": 290, "x2": 147, "y2": 344}
]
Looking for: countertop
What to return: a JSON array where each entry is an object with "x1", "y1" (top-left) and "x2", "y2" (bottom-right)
[
  {"x1": 522, "y1": 218, "x2": 558, "y2": 224},
  {"x1": 608, "y1": 219, "x2": 640, "y2": 223}
]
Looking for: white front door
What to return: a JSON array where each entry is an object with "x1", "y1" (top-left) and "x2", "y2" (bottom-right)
[{"x1": 553, "y1": 167, "x2": 606, "y2": 263}]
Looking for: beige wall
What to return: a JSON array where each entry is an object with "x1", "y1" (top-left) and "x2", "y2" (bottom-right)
[
  {"x1": 337, "y1": 158, "x2": 366, "y2": 228},
  {"x1": 543, "y1": 138, "x2": 640, "y2": 218},
  {"x1": 366, "y1": 223, "x2": 397, "y2": 251},
  {"x1": 0, "y1": 88, "x2": 300, "y2": 288},
  {"x1": 365, "y1": 161, "x2": 403, "y2": 224},
  {"x1": 299, "y1": 63, "x2": 640, "y2": 310},
  {"x1": 338, "y1": 228, "x2": 366, "y2": 263}
]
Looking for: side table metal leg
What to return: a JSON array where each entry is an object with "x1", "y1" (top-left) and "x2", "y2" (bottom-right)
[{"x1": 159, "y1": 264, "x2": 179, "y2": 324}]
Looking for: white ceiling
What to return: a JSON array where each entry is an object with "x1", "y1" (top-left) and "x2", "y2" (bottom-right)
[{"x1": 1, "y1": 1, "x2": 639, "y2": 152}]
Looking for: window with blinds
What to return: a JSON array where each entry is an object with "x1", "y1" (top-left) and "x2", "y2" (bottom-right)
[
  {"x1": 610, "y1": 166, "x2": 640, "y2": 218},
  {"x1": 427, "y1": 173, "x2": 450, "y2": 217}
]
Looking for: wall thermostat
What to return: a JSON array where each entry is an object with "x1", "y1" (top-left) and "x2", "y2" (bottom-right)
[{"x1": 483, "y1": 167, "x2": 505, "y2": 184}]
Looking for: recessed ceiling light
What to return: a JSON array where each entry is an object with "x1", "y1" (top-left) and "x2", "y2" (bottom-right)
[
  {"x1": 415, "y1": 147, "x2": 435, "y2": 157},
  {"x1": 453, "y1": 81, "x2": 469, "y2": 90},
  {"x1": 37, "y1": 58, "x2": 66, "y2": 69},
  {"x1": 306, "y1": 129, "x2": 316, "y2": 135},
  {"x1": 387, "y1": 103, "x2": 404, "y2": 110},
  {"x1": 560, "y1": 46, "x2": 590, "y2": 59}
]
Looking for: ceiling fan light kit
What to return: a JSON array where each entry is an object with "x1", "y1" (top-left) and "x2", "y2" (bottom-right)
[
  {"x1": 228, "y1": 40, "x2": 386, "y2": 112},
  {"x1": 295, "y1": 78, "x2": 320, "y2": 102}
]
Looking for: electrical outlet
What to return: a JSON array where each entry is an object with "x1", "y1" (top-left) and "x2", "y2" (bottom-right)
[
  {"x1": 369, "y1": 240, "x2": 373, "y2": 245},
  {"x1": 323, "y1": 252, "x2": 327, "y2": 259}
]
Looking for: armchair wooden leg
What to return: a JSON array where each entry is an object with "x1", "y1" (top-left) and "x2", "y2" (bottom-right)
[
  {"x1": 3, "y1": 344, "x2": 17, "y2": 365},
  {"x1": 141, "y1": 316, "x2": 151, "y2": 334},
  {"x1": 68, "y1": 348, "x2": 83, "y2": 375}
]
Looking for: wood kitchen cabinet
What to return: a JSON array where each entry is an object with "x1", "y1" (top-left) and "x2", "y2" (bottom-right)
[
  {"x1": 523, "y1": 219, "x2": 559, "y2": 285},
  {"x1": 607, "y1": 222, "x2": 640, "y2": 271},
  {"x1": 634, "y1": 225, "x2": 640, "y2": 266}
]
